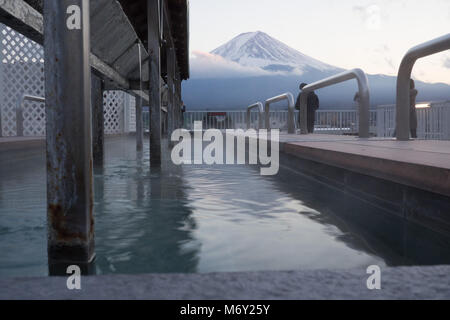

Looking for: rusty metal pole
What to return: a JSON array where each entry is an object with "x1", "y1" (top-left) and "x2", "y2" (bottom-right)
[
  {"x1": 167, "y1": 47, "x2": 175, "y2": 137},
  {"x1": 148, "y1": 0, "x2": 162, "y2": 166},
  {"x1": 44, "y1": 0, "x2": 95, "y2": 264},
  {"x1": 91, "y1": 72, "x2": 104, "y2": 167},
  {"x1": 136, "y1": 43, "x2": 144, "y2": 151},
  {"x1": 176, "y1": 76, "x2": 182, "y2": 128}
]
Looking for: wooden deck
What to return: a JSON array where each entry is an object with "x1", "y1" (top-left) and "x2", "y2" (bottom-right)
[{"x1": 277, "y1": 134, "x2": 450, "y2": 197}]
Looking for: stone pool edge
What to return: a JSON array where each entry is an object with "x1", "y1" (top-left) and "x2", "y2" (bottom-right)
[{"x1": 1, "y1": 265, "x2": 450, "y2": 300}]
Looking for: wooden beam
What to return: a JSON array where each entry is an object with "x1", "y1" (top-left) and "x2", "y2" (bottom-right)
[{"x1": 0, "y1": 0, "x2": 149, "y2": 103}]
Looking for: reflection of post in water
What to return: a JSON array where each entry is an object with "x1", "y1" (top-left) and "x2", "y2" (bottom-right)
[
  {"x1": 136, "y1": 149, "x2": 145, "y2": 207},
  {"x1": 92, "y1": 137, "x2": 200, "y2": 274},
  {"x1": 143, "y1": 138, "x2": 200, "y2": 273},
  {"x1": 260, "y1": 153, "x2": 450, "y2": 267}
]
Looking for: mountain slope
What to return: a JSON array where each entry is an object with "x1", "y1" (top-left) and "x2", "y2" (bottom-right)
[
  {"x1": 184, "y1": 32, "x2": 450, "y2": 110},
  {"x1": 182, "y1": 74, "x2": 450, "y2": 110},
  {"x1": 211, "y1": 31, "x2": 338, "y2": 73}
]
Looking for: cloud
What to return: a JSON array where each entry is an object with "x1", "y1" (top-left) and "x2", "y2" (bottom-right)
[
  {"x1": 384, "y1": 57, "x2": 395, "y2": 69},
  {"x1": 352, "y1": 3, "x2": 384, "y2": 30},
  {"x1": 189, "y1": 51, "x2": 271, "y2": 79},
  {"x1": 444, "y1": 57, "x2": 450, "y2": 69}
]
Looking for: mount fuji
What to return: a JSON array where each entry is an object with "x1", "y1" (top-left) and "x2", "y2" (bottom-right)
[
  {"x1": 183, "y1": 32, "x2": 450, "y2": 110},
  {"x1": 211, "y1": 31, "x2": 338, "y2": 74}
]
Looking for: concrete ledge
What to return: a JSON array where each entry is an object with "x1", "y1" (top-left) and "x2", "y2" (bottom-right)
[
  {"x1": 1, "y1": 266, "x2": 450, "y2": 300},
  {"x1": 278, "y1": 135, "x2": 450, "y2": 198}
]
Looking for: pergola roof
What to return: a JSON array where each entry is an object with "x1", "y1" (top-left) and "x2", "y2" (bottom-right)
[
  {"x1": 119, "y1": 0, "x2": 190, "y2": 80},
  {"x1": 0, "y1": 0, "x2": 189, "y2": 94}
]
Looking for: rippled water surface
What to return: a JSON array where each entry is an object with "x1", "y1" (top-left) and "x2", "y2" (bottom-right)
[{"x1": 1, "y1": 136, "x2": 396, "y2": 276}]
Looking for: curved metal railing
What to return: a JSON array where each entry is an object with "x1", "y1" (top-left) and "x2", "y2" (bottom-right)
[
  {"x1": 396, "y1": 33, "x2": 450, "y2": 141},
  {"x1": 246, "y1": 102, "x2": 264, "y2": 130},
  {"x1": 265, "y1": 93, "x2": 296, "y2": 134},
  {"x1": 299, "y1": 69, "x2": 370, "y2": 138}
]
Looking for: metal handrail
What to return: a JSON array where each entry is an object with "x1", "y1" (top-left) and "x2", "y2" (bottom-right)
[
  {"x1": 265, "y1": 93, "x2": 296, "y2": 134},
  {"x1": 396, "y1": 33, "x2": 450, "y2": 141},
  {"x1": 300, "y1": 69, "x2": 370, "y2": 138},
  {"x1": 246, "y1": 102, "x2": 264, "y2": 130},
  {"x1": 16, "y1": 94, "x2": 45, "y2": 136}
]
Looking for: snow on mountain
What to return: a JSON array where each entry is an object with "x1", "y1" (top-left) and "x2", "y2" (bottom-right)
[{"x1": 211, "y1": 31, "x2": 338, "y2": 73}]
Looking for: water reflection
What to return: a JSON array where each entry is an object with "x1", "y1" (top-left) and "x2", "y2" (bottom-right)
[
  {"x1": 263, "y1": 153, "x2": 450, "y2": 266},
  {"x1": 2, "y1": 135, "x2": 450, "y2": 277},
  {"x1": 0, "y1": 144, "x2": 48, "y2": 277},
  {"x1": 93, "y1": 137, "x2": 199, "y2": 275}
]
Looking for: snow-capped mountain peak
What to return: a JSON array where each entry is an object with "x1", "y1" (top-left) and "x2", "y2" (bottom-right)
[{"x1": 211, "y1": 31, "x2": 337, "y2": 73}]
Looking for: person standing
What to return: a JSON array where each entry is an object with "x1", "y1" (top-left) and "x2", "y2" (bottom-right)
[
  {"x1": 409, "y1": 79, "x2": 418, "y2": 139},
  {"x1": 296, "y1": 83, "x2": 320, "y2": 133},
  {"x1": 392, "y1": 79, "x2": 418, "y2": 139}
]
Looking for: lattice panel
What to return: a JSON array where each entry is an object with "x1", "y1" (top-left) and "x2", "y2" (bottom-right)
[
  {"x1": 128, "y1": 96, "x2": 136, "y2": 133},
  {"x1": 23, "y1": 99, "x2": 46, "y2": 136},
  {"x1": 0, "y1": 24, "x2": 132, "y2": 137},
  {"x1": 0, "y1": 25, "x2": 45, "y2": 136},
  {"x1": 104, "y1": 90, "x2": 125, "y2": 135}
]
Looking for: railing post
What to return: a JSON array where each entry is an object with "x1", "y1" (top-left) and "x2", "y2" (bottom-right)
[
  {"x1": 396, "y1": 34, "x2": 450, "y2": 141},
  {"x1": 300, "y1": 69, "x2": 370, "y2": 138},
  {"x1": 91, "y1": 73, "x2": 104, "y2": 167},
  {"x1": 148, "y1": 0, "x2": 162, "y2": 166},
  {"x1": 44, "y1": 0, "x2": 95, "y2": 265},
  {"x1": 167, "y1": 47, "x2": 175, "y2": 137},
  {"x1": 355, "y1": 69, "x2": 370, "y2": 138},
  {"x1": 136, "y1": 43, "x2": 144, "y2": 152},
  {"x1": 16, "y1": 96, "x2": 24, "y2": 137},
  {"x1": 247, "y1": 102, "x2": 264, "y2": 130},
  {"x1": 265, "y1": 93, "x2": 295, "y2": 134}
]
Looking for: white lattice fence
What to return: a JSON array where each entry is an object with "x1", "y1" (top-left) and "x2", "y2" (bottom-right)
[
  {"x1": 103, "y1": 90, "x2": 125, "y2": 135},
  {"x1": 0, "y1": 24, "x2": 135, "y2": 137},
  {"x1": 0, "y1": 26, "x2": 45, "y2": 136},
  {"x1": 127, "y1": 95, "x2": 137, "y2": 133}
]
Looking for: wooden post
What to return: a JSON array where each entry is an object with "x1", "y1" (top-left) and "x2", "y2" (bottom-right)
[
  {"x1": 148, "y1": 0, "x2": 162, "y2": 166},
  {"x1": 91, "y1": 73, "x2": 104, "y2": 167},
  {"x1": 167, "y1": 47, "x2": 175, "y2": 136},
  {"x1": 44, "y1": 0, "x2": 95, "y2": 264},
  {"x1": 136, "y1": 43, "x2": 144, "y2": 151}
]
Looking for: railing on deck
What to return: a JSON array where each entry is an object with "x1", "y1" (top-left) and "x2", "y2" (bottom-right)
[
  {"x1": 378, "y1": 102, "x2": 450, "y2": 140},
  {"x1": 396, "y1": 33, "x2": 450, "y2": 141},
  {"x1": 184, "y1": 110, "x2": 378, "y2": 135},
  {"x1": 246, "y1": 102, "x2": 264, "y2": 130},
  {"x1": 264, "y1": 93, "x2": 296, "y2": 134},
  {"x1": 300, "y1": 69, "x2": 371, "y2": 138}
]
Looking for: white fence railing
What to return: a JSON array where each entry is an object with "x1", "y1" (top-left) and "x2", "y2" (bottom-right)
[
  {"x1": 184, "y1": 110, "x2": 378, "y2": 136},
  {"x1": 377, "y1": 101, "x2": 450, "y2": 140},
  {"x1": 184, "y1": 103, "x2": 450, "y2": 140}
]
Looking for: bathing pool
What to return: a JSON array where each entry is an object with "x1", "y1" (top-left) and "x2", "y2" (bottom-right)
[{"x1": 1, "y1": 135, "x2": 449, "y2": 277}]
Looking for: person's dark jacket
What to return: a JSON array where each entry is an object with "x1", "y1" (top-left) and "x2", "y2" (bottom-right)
[{"x1": 295, "y1": 91, "x2": 319, "y2": 113}]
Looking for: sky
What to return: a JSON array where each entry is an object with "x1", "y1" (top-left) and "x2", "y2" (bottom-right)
[{"x1": 189, "y1": 0, "x2": 450, "y2": 84}]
